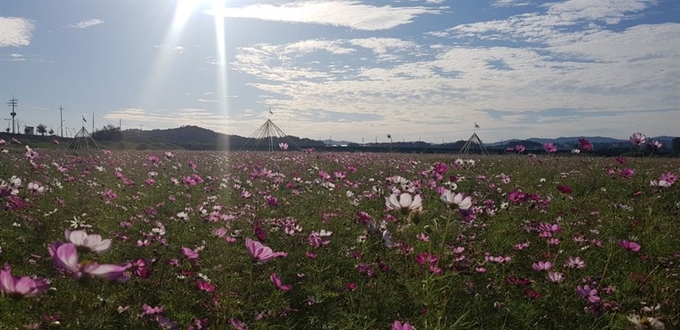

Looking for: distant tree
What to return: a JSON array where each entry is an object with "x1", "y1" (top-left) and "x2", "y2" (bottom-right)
[
  {"x1": 4, "y1": 127, "x2": 8, "y2": 133},
  {"x1": 48, "y1": 129, "x2": 55, "y2": 135},
  {"x1": 92, "y1": 124, "x2": 123, "y2": 141},
  {"x1": 672, "y1": 137, "x2": 680, "y2": 155},
  {"x1": 36, "y1": 124, "x2": 47, "y2": 136}
]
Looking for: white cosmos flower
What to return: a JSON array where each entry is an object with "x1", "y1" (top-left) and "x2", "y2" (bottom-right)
[
  {"x1": 650, "y1": 180, "x2": 671, "y2": 188},
  {"x1": 385, "y1": 193, "x2": 423, "y2": 212},
  {"x1": 440, "y1": 189, "x2": 472, "y2": 210}
]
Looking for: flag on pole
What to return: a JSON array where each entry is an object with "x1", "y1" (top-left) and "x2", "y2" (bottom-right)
[
  {"x1": 82, "y1": 115, "x2": 87, "y2": 123},
  {"x1": 474, "y1": 122, "x2": 480, "y2": 128},
  {"x1": 269, "y1": 108, "x2": 273, "y2": 115}
]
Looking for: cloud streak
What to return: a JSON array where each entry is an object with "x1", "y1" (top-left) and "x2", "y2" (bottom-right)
[
  {"x1": 207, "y1": 1, "x2": 442, "y2": 31},
  {"x1": 69, "y1": 19, "x2": 104, "y2": 29}
]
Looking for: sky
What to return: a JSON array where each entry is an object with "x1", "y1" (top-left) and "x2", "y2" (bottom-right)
[{"x1": 1, "y1": 0, "x2": 679, "y2": 144}]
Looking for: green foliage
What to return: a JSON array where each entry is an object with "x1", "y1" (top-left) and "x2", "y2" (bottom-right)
[
  {"x1": 36, "y1": 124, "x2": 48, "y2": 136},
  {"x1": 92, "y1": 124, "x2": 123, "y2": 142},
  {"x1": 672, "y1": 137, "x2": 680, "y2": 155},
  {"x1": 0, "y1": 150, "x2": 678, "y2": 329}
]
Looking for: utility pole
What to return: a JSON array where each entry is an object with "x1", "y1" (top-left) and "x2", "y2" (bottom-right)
[
  {"x1": 59, "y1": 105, "x2": 65, "y2": 137},
  {"x1": 7, "y1": 96, "x2": 18, "y2": 134},
  {"x1": 119, "y1": 119, "x2": 121, "y2": 129},
  {"x1": 92, "y1": 112, "x2": 94, "y2": 133}
]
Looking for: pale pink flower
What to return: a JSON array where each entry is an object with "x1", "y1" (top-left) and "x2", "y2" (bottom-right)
[
  {"x1": 440, "y1": 189, "x2": 472, "y2": 210},
  {"x1": 629, "y1": 132, "x2": 647, "y2": 146},
  {"x1": 245, "y1": 238, "x2": 286, "y2": 263},
  {"x1": 0, "y1": 270, "x2": 50, "y2": 297},
  {"x1": 546, "y1": 272, "x2": 564, "y2": 283},
  {"x1": 49, "y1": 242, "x2": 129, "y2": 282},
  {"x1": 64, "y1": 229, "x2": 112, "y2": 253},
  {"x1": 649, "y1": 140, "x2": 663, "y2": 149},
  {"x1": 532, "y1": 261, "x2": 553, "y2": 271},
  {"x1": 565, "y1": 256, "x2": 585, "y2": 269}
]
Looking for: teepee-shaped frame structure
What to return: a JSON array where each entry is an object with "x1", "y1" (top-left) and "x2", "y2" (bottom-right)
[
  {"x1": 239, "y1": 119, "x2": 301, "y2": 151},
  {"x1": 65, "y1": 125, "x2": 100, "y2": 151},
  {"x1": 460, "y1": 132, "x2": 489, "y2": 155}
]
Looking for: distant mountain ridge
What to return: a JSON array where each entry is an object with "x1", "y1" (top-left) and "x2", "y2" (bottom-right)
[{"x1": 91, "y1": 125, "x2": 675, "y2": 151}]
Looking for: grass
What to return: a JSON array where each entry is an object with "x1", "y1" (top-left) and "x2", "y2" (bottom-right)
[{"x1": 0, "y1": 142, "x2": 678, "y2": 329}]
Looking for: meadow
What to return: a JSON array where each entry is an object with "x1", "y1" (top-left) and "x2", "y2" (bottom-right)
[{"x1": 0, "y1": 138, "x2": 678, "y2": 329}]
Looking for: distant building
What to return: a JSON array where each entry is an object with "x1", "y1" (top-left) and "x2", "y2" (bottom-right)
[{"x1": 24, "y1": 126, "x2": 34, "y2": 135}]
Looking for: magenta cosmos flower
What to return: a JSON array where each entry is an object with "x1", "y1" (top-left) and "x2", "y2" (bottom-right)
[
  {"x1": 245, "y1": 238, "x2": 286, "y2": 263},
  {"x1": 393, "y1": 321, "x2": 414, "y2": 330},
  {"x1": 578, "y1": 138, "x2": 593, "y2": 151},
  {"x1": 0, "y1": 269, "x2": 50, "y2": 297},
  {"x1": 619, "y1": 240, "x2": 641, "y2": 252},
  {"x1": 64, "y1": 229, "x2": 112, "y2": 253},
  {"x1": 270, "y1": 273, "x2": 292, "y2": 291}
]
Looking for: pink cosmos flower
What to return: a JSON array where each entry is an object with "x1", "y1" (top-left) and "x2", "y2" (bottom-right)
[
  {"x1": 278, "y1": 142, "x2": 288, "y2": 150},
  {"x1": 620, "y1": 168, "x2": 635, "y2": 178},
  {"x1": 576, "y1": 285, "x2": 600, "y2": 303},
  {"x1": 546, "y1": 272, "x2": 564, "y2": 283},
  {"x1": 515, "y1": 144, "x2": 526, "y2": 153},
  {"x1": 393, "y1": 320, "x2": 414, "y2": 330},
  {"x1": 0, "y1": 269, "x2": 50, "y2": 297},
  {"x1": 49, "y1": 242, "x2": 129, "y2": 282},
  {"x1": 648, "y1": 140, "x2": 663, "y2": 149},
  {"x1": 64, "y1": 229, "x2": 112, "y2": 253},
  {"x1": 629, "y1": 132, "x2": 646, "y2": 146},
  {"x1": 660, "y1": 172, "x2": 678, "y2": 184},
  {"x1": 433, "y1": 162, "x2": 448, "y2": 174},
  {"x1": 270, "y1": 273, "x2": 292, "y2": 291},
  {"x1": 265, "y1": 195, "x2": 279, "y2": 207},
  {"x1": 543, "y1": 143, "x2": 557, "y2": 153},
  {"x1": 229, "y1": 317, "x2": 248, "y2": 330},
  {"x1": 197, "y1": 280, "x2": 215, "y2": 292},
  {"x1": 245, "y1": 238, "x2": 286, "y2": 263},
  {"x1": 578, "y1": 138, "x2": 592, "y2": 151},
  {"x1": 415, "y1": 252, "x2": 439, "y2": 266},
  {"x1": 619, "y1": 240, "x2": 641, "y2": 252},
  {"x1": 182, "y1": 246, "x2": 200, "y2": 260},
  {"x1": 532, "y1": 261, "x2": 553, "y2": 271}
]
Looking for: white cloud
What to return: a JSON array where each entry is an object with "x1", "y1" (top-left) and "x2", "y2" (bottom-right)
[
  {"x1": 206, "y1": 1, "x2": 442, "y2": 31},
  {"x1": 70, "y1": 19, "x2": 104, "y2": 29},
  {"x1": 0, "y1": 17, "x2": 34, "y2": 47},
  {"x1": 442, "y1": 0, "x2": 658, "y2": 42},
  {"x1": 229, "y1": 16, "x2": 680, "y2": 142},
  {"x1": 492, "y1": 0, "x2": 531, "y2": 7}
]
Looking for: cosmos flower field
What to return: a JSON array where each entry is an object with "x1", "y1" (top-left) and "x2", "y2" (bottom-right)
[{"x1": 0, "y1": 140, "x2": 678, "y2": 329}]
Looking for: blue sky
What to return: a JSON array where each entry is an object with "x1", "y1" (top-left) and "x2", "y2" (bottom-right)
[{"x1": 1, "y1": 0, "x2": 679, "y2": 143}]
